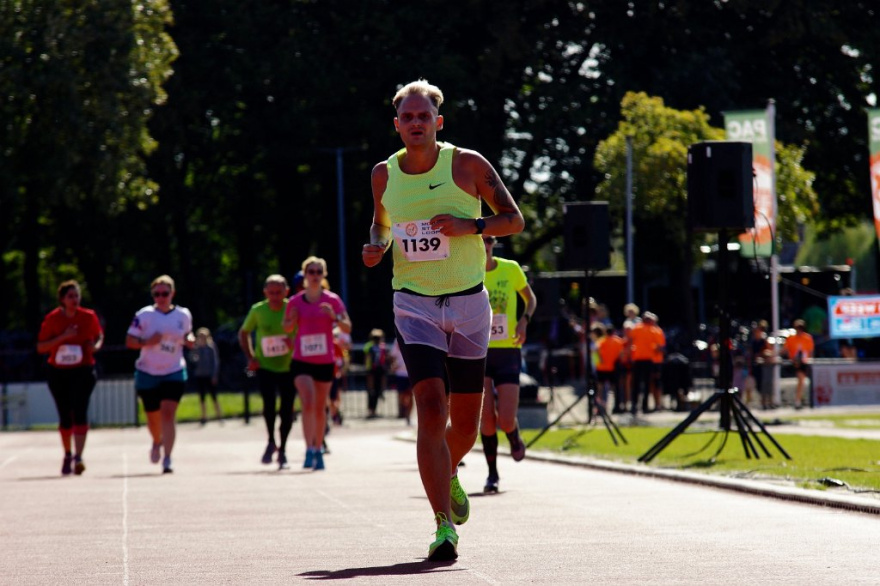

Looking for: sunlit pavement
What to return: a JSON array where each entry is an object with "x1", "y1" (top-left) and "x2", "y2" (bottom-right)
[{"x1": 2, "y1": 414, "x2": 879, "y2": 585}]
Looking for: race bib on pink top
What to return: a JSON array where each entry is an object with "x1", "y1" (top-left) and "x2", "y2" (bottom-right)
[{"x1": 289, "y1": 290, "x2": 346, "y2": 364}]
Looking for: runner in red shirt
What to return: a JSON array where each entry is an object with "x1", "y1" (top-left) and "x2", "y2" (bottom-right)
[{"x1": 36, "y1": 280, "x2": 104, "y2": 475}]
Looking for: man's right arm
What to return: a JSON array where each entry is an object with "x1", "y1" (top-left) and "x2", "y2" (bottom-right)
[
  {"x1": 363, "y1": 162, "x2": 391, "y2": 267},
  {"x1": 238, "y1": 328, "x2": 253, "y2": 359}
]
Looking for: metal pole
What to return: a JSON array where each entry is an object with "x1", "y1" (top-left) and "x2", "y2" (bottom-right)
[
  {"x1": 767, "y1": 100, "x2": 782, "y2": 406},
  {"x1": 625, "y1": 135, "x2": 634, "y2": 304},
  {"x1": 335, "y1": 147, "x2": 349, "y2": 306}
]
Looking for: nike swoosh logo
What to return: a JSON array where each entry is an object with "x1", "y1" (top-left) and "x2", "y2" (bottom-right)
[{"x1": 429, "y1": 182, "x2": 445, "y2": 190}]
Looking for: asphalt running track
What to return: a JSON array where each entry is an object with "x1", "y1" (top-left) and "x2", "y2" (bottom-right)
[{"x1": 2, "y1": 419, "x2": 879, "y2": 585}]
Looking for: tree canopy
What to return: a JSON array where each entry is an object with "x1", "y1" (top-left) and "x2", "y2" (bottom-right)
[
  {"x1": 594, "y1": 91, "x2": 820, "y2": 327},
  {"x1": 1, "y1": 1, "x2": 878, "y2": 345}
]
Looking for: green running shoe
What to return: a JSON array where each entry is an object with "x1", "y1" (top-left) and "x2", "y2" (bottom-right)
[
  {"x1": 449, "y1": 475, "x2": 470, "y2": 525},
  {"x1": 428, "y1": 513, "x2": 458, "y2": 561}
]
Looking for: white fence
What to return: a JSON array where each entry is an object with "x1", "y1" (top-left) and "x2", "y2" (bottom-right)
[{"x1": 1, "y1": 378, "x2": 137, "y2": 429}]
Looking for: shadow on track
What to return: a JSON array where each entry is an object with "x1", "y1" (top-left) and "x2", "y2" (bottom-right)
[{"x1": 299, "y1": 559, "x2": 461, "y2": 580}]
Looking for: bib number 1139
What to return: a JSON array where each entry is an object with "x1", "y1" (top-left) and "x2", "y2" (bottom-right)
[
  {"x1": 400, "y1": 237, "x2": 441, "y2": 253},
  {"x1": 392, "y1": 221, "x2": 450, "y2": 262}
]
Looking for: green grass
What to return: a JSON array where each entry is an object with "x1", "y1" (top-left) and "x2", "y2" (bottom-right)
[
  {"x1": 136, "y1": 391, "x2": 293, "y2": 424},
  {"x1": 521, "y1": 425, "x2": 880, "y2": 494}
]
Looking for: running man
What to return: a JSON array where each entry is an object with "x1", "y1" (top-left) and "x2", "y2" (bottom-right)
[
  {"x1": 239, "y1": 275, "x2": 296, "y2": 469},
  {"x1": 480, "y1": 235, "x2": 536, "y2": 493},
  {"x1": 362, "y1": 79, "x2": 524, "y2": 561}
]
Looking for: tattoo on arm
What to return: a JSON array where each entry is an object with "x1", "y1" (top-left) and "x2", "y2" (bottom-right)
[{"x1": 484, "y1": 169, "x2": 514, "y2": 210}]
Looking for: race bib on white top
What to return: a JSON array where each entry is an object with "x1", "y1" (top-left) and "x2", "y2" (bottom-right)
[
  {"x1": 490, "y1": 313, "x2": 508, "y2": 342},
  {"x1": 392, "y1": 220, "x2": 450, "y2": 262},
  {"x1": 300, "y1": 333, "x2": 328, "y2": 358},
  {"x1": 159, "y1": 337, "x2": 179, "y2": 354},
  {"x1": 55, "y1": 344, "x2": 83, "y2": 366},
  {"x1": 261, "y1": 335, "x2": 289, "y2": 358}
]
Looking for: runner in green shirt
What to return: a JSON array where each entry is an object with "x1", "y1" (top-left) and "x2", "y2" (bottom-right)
[{"x1": 238, "y1": 275, "x2": 296, "y2": 470}]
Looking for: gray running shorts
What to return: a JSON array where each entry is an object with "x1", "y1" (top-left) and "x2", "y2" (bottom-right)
[{"x1": 393, "y1": 288, "x2": 491, "y2": 360}]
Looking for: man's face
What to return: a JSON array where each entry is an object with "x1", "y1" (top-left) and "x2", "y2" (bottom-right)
[
  {"x1": 264, "y1": 283, "x2": 288, "y2": 302},
  {"x1": 394, "y1": 94, "x2": 443, "y2": 146}
]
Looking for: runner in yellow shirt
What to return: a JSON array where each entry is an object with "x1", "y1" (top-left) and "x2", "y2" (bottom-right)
[
  {"x1": 362, "y1": 79, "x2": 524, "y2": 561},
  {"x1": 480, "y1": 235, "x2": 536, "y2": 493}
]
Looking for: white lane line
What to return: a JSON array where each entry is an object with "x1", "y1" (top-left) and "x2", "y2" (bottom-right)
[
  {"x1": 0, "y1": 455, "x2": 18, "y2": 469},
  {"x1": 122, "y1": 452, "x2": 130, "y2": 586},
  {"x1": 317, "y1": 488, "x2": 497, "y2": 583},
  {"x1": 466, "y1": 568, "x2": 501, "y2": 585},
  {"x1": 316, "y1": 489, "x2": 374, "y2": 515}
]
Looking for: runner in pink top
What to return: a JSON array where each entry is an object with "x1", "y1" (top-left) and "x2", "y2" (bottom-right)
[{"x1": 283, "y1": 256, "x2": 352, "y2": 470}]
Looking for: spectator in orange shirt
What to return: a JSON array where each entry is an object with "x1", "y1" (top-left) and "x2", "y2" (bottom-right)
[
  {"x1": 650, "y1": 313, "x2": 666, "y2": 410},
  {"x1": 591, "y1": 324, "x2": 625, "y2": 412},
  {"x1": 628, "y1": 311, "x2": 666, "y2": 415},
  {"x1": 783, "y1": 319, "x2": 814, "y2": 409}
]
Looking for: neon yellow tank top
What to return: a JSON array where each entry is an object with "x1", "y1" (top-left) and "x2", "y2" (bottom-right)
[
  {"x1": 383, "y1": 142, "x2": 485, "y2": 295},
  {"x1": 486, "y1": 257, "x2": 528, "y2": 349}
]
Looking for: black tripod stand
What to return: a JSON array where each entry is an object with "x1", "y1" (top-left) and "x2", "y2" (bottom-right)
[
  {"x1": 527, "y1": 270, "x2": 627, "y2": 449},
  {"x1": 639, "y1": 230, "x2": 790, "y2": 463}
]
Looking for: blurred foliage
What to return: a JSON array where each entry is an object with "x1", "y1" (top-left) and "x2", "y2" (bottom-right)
[
  {"x1": 0, "y1": 0, "x2": 177, "y2": 331},
  {"x1": 797, "y1": 222, "x2": 878, "y2": 290}
]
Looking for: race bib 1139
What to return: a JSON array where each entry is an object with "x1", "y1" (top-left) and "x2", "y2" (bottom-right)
[{"x1": 392, "y1": 220, "x2": 450, "y2": 262}]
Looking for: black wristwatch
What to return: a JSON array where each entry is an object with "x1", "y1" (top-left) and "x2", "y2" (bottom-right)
[{"x1": 474, "y1": 217, "x2": 486, "y2": 235}]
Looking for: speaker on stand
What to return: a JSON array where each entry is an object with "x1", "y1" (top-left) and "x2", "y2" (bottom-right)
[
  {"x1": 686, "y1": 141, "x2": 755, "y2": 232},
  {"x1": 529, "y1": 201, "x2": 627, "y2": 448},
  {"x1": 640, "y1": 141, "x2": 790, "y2": 463}
]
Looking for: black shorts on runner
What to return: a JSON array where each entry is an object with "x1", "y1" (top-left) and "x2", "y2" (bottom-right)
[
  {"x1": 395, "y1": 326, "x2": 485, "y2": 394},
  {"x1": 485, "y1": 348, "x2": 522, "y2": 386},
  {"x1": 291, "y1": 360, "x2": 335, "y2": 383},
  {"x1": 137, "y1": 381, "x2": 185, "y2": 412}
]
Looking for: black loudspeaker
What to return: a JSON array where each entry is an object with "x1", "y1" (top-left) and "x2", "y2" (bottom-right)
[
  {"x1": 531, "y1": 277, "x2": 560, "y2": 320},
  {"x1": 563, "y1": 201, "x2": 610, "y2": 270},
  {"x1": 687, "y1": 141, "x2": 755, "y2": 231}
]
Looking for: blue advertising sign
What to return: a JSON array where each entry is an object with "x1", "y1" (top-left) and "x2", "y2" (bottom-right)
[{"x1": 829, "y1": 295, "x2": 880, "y2": 339}]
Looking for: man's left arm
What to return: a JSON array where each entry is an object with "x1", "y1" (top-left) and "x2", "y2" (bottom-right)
[
  {"x1": 429, "y1": 150, "x2": 524, "y2": 238},
  {"x1": 472, "y1": 154, "x2": 524, "y2": 237},
  {"x1": 514, "y1": 284, "x2": 537, "y2": 345}
]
